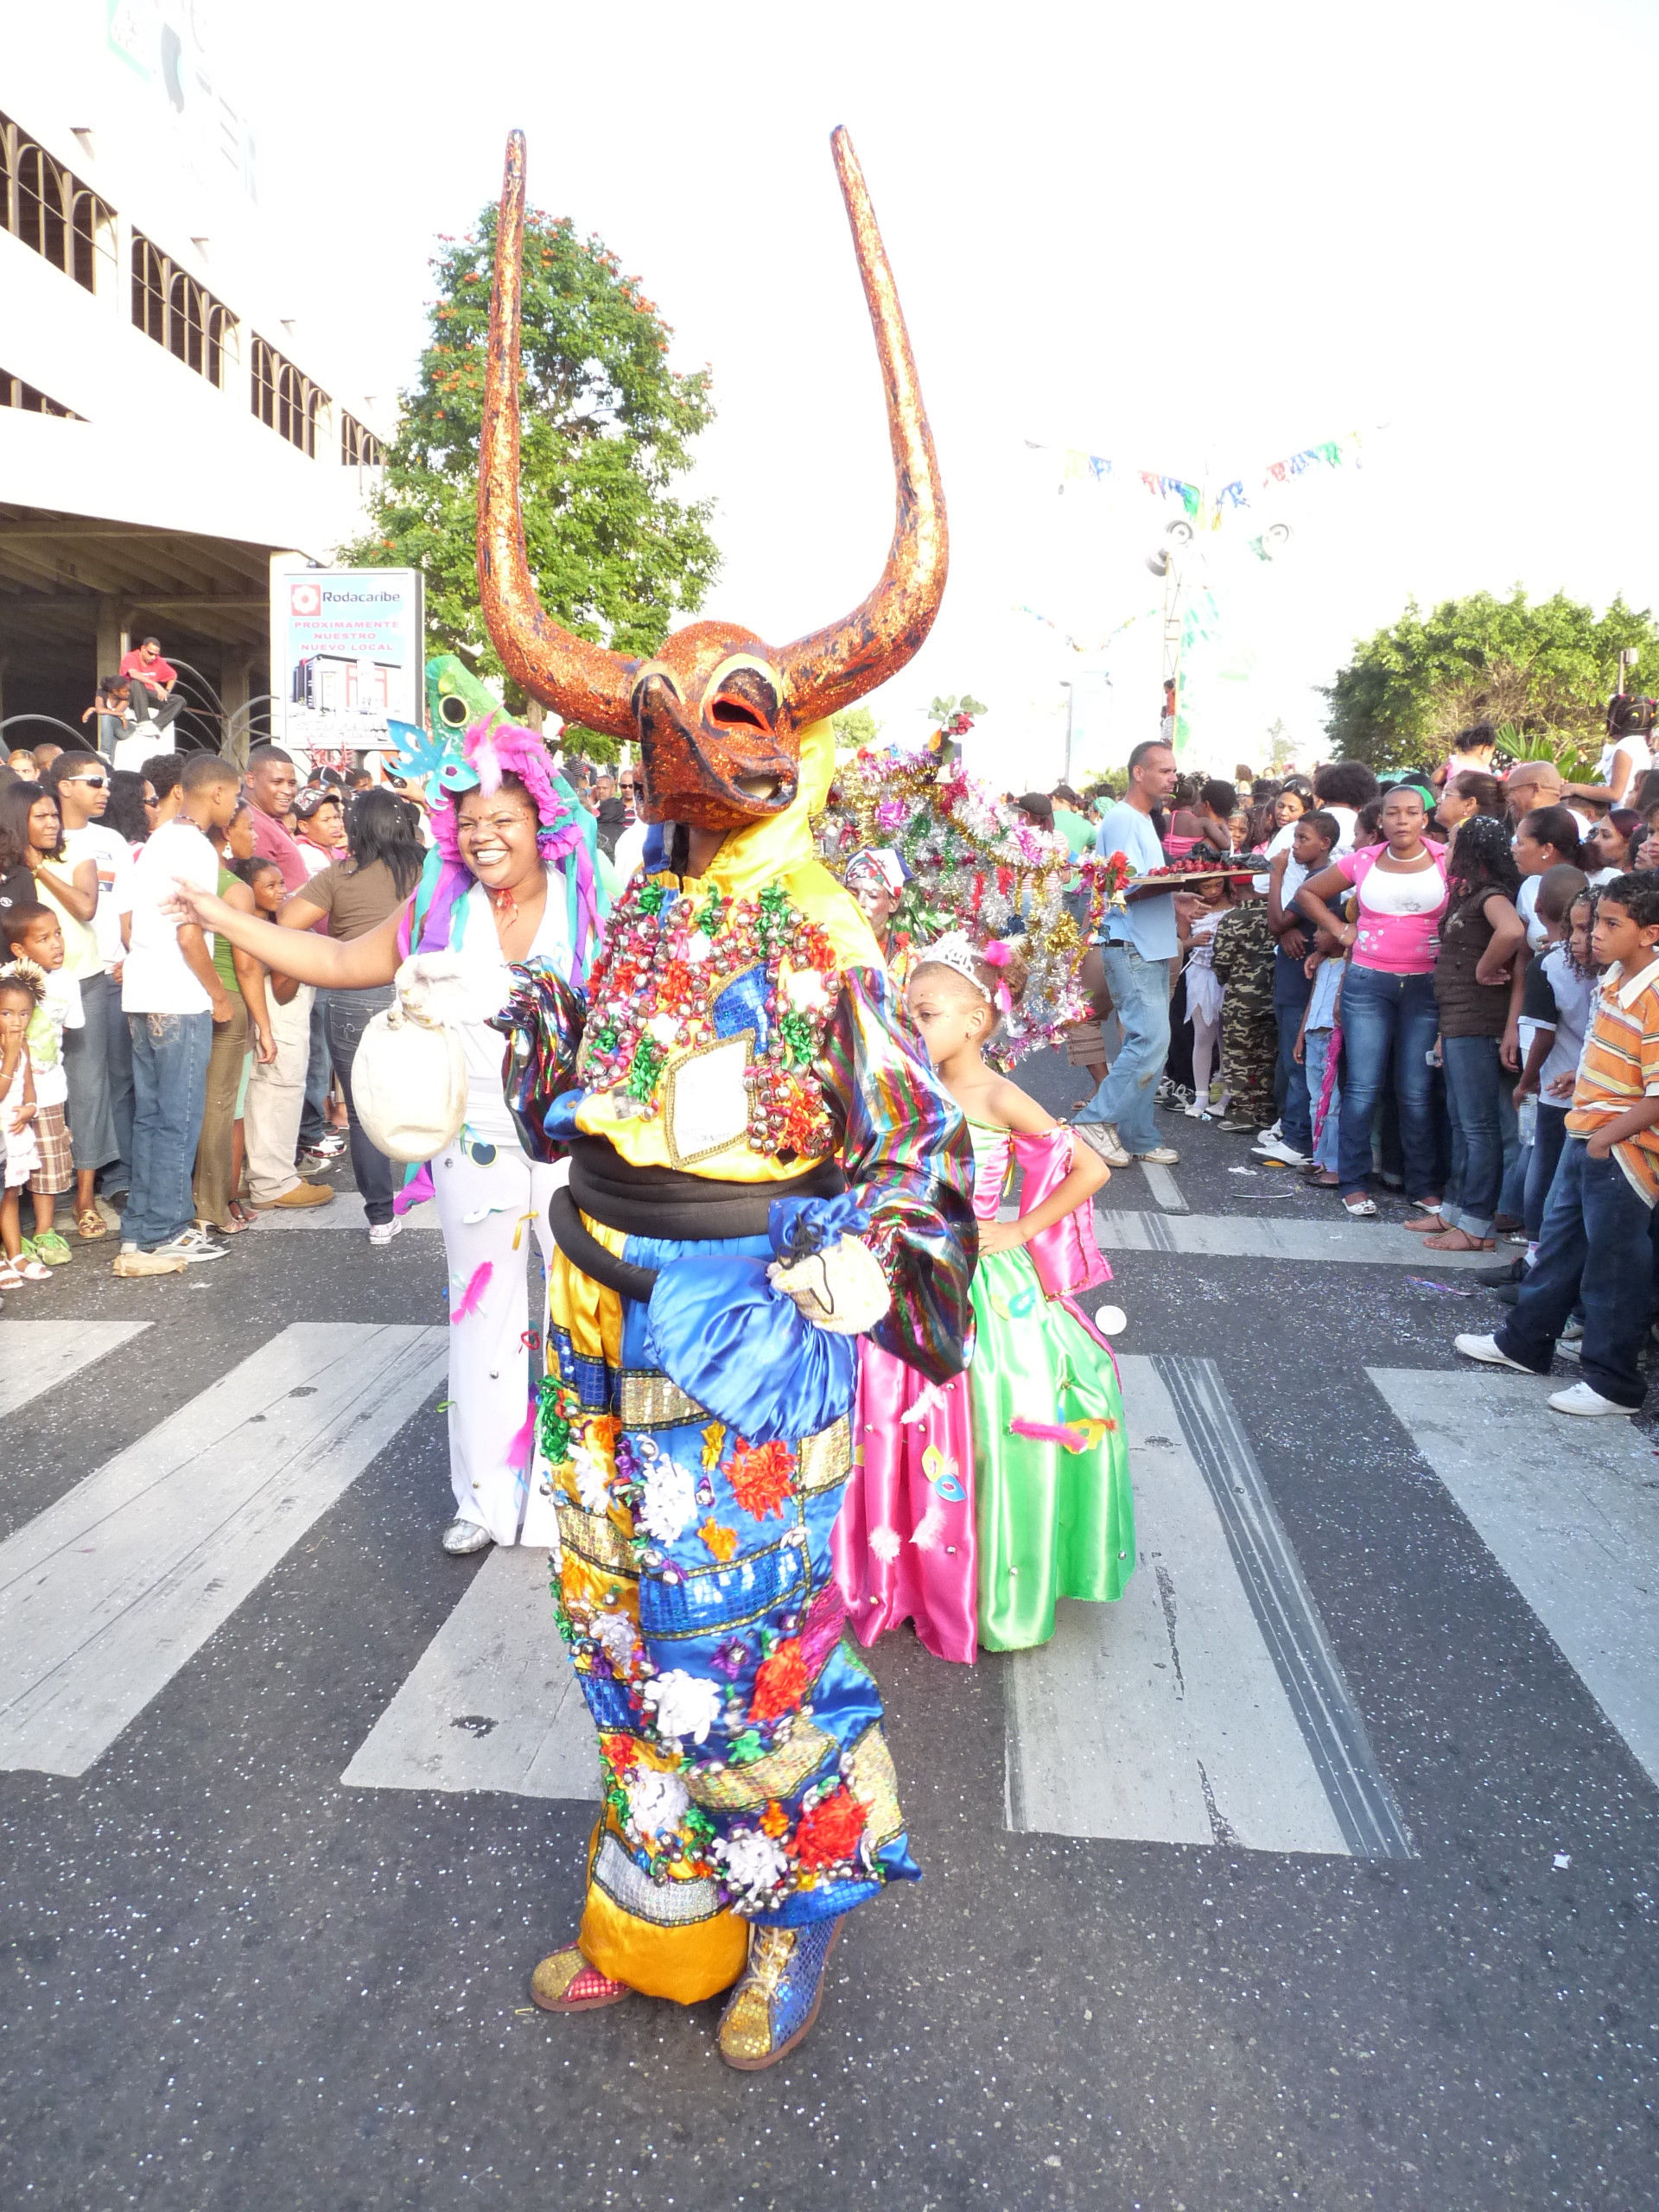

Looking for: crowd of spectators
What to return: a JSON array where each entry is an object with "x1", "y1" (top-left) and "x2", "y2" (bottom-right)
[
  {"x1": 0, "y1": 734, "x2": 426, "y2": 1287},
  {"x1": 0, "y1": 722, "x2": 658, "y2": 1294},
  {"x1": 1060, "y1": 711, "x2": 1659, "y2": 1419}
]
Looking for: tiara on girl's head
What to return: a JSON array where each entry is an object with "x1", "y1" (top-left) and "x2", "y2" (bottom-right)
[
  {"x1": 912, "y1": 930, "x2": 1015, "y2": 1017},
  {"x1": 913, "y1": 931, "x2": 990, "y2": 1000}
]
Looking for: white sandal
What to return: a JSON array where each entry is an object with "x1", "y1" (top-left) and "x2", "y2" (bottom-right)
[{"x1": 1342, "y1": 1195, "x2": 1377, "y2": 1218}]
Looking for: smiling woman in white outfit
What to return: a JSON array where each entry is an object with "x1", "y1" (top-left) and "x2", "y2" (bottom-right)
[{"x1": 171, "y1": 721, "x2": 605, "y2": 1555}]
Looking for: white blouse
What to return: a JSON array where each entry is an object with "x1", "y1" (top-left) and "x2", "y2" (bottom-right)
[{"x1": 454, "y1": 870, "x2": 571, "y2": 1143}]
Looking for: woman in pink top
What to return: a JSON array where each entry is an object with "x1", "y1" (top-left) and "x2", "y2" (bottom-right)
[{"x1": 1296, "y1": 785, "x2": 1450, "y2": 1218}]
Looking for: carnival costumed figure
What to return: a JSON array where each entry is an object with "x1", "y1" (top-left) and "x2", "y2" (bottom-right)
[
  {"x1": 842, "y1": 845, "x2": 917, "y2": 999},
  {"x1": 474, "y1": 129, "x2": 976, "y2": 2068},
  {"x1": 162, "y1": 717, "x2": 606, "y2": 1555},
  {"x1": 836, "y1": 935, "x2": 1135, "y2": 1656},
  {"x1": 391, "y1": 720, "x2": 607, "y2": 1553}
]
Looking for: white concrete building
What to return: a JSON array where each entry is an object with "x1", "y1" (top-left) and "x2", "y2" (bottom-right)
[{"x1": 0, "y1": 4, "x2": 391, "y2": 753}]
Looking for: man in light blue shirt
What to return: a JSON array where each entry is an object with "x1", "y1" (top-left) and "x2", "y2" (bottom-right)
[{"x1": 1075, "y1": 738, "x2": 1182, "y2": 1165}]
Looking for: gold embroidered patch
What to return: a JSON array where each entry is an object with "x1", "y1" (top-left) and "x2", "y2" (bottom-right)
[
  {"x1": 684, "y1": 1720, "x2": 836, "y2": 1814},
  {"x1": 619, "y1": 1370, "x2": 709, "y2": 1430},
  {"x1": 556, "y1": 1503, "x2": 636, "y2": 1578},
  {"x1": 797, "y1": 1414, "x2": 853, "y2": 1494},
  {"x1": 844, "y1": 1723, "x2": 905, "y2": 1850}
]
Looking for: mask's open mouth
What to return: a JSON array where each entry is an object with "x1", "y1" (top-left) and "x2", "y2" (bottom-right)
[{"x1": 734, "y1": 773, "x2": 782, "y2": 802}]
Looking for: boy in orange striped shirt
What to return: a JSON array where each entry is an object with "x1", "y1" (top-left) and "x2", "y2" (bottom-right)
[{"x1": 1457, "y1": 871, "x2": 1659, "y2": 1415}]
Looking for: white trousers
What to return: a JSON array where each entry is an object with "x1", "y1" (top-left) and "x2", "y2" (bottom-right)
[
  {"x1": 245, "y1": 983, "x2": 315, "y2": 1203},
  {"x1": 429, "y1": 1135, "x2": 558, "y2": 1546}
]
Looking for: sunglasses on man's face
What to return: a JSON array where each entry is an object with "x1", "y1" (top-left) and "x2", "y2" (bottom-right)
[{"x1": 68, "y1": 774, "x2": 109, "y2": 789}]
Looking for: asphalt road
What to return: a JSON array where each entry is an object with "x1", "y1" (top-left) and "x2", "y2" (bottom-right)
[{"x1": 2, "y1": 1058, "x2": 1656, "y2": 2212}]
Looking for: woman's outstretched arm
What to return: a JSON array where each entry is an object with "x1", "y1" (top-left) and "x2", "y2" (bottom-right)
[{"x1": 168, "y1": 878, "x2": 406, "y2": 989}]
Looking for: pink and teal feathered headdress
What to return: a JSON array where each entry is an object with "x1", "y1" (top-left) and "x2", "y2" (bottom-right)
[{"x1": 398, "y1": 717, "x2": 604, "y2": 975}]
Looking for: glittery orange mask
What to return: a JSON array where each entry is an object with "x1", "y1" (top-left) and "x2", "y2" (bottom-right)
[{"x1": 478, "y1": 129, "x2": 948, "y2": 834}]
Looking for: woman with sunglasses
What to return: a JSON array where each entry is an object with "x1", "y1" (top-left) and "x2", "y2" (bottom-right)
[{"x1": 41, "y1": 752, "x2": 137, "y2": 1237}]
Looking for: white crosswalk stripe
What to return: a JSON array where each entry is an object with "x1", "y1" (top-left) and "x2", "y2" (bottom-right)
[
  {"x1": 343, "y1": 1546, "x2": 596, "y2": 1800},
  {"x1": 1369, "y1": 1366, "x2": 1659, "y2": 1792},
  {"x1": 0, "y1": 1319, "x2": 150, "y2": 1421},
  {"x1": 1096, "y1": 1209, "x2": 1502, "y2": 1267},
  {"x1": 338, "y1": 1354, "x2": 1408, "y2": 1860},
  {"x1": 0, "y1": 1322, "x2": 446, "y2": 1777},
  {"x1": 10, "y1": 1309, "x2": 1646, "y2": 1857},
  {"x1": 1003, "y1": 1355, "x2": 1408, "y2": 1857}
]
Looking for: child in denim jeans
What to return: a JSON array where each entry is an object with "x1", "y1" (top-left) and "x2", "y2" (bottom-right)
[{"x1": 1296, "y1": 928, "x2": 1345, "y2": 1185}]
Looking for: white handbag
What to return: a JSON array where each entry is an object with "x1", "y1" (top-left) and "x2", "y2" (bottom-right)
[{"x1": 350, "y1": 958, "x2": 471, "y2": 1165}]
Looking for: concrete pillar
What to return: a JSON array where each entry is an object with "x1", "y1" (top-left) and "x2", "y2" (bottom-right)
[
  {"x1": 219, "y1": 653, "x2": 252, "y2": 766},
  {"x1": 94, "y1": 595, "x2": 129, "y2": 689}
]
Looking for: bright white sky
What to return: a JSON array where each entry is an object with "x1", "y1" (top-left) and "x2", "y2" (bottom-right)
[{"x1": 231, "y1": 0, "x2": 1659, "y2": 785}]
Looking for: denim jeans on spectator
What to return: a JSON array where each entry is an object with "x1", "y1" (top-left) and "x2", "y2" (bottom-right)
[
  {"x1": 1077, "y1": 944, "x2": 1171, "y2": 1154},
  {"x1": 301, "y1": 990, "x2": 332, "y2": 1150},
  {"x1": 62, "y1": 968, "x2": 124, "y2": 1174},
  {"x1": 100, "y1": 976, "x2": 135, "y2": 1196},
  {"x1": 1336, "y1": 963, "x2": 1441, "y2": 1201},
  {"x1": 124, "y1": 1009, "x2": 213, "y2": 1249},
  {"x1": 1440, "y1": 1035, "x2": 1506, "y2": 1237},
  {"x1": 325, "y1": 983, "x2": 397, "y2": 1226},
  {"x1": 1302, "y1": 1027, "x2": 1340, "y2": 1173},
  {"x1": 1273, "y1": 950, "x2": 1313, "y2": 1152},
  {"x1": 1497, "y1": 1137, "x2": 1659, "y2": 1408},
  {"x1": 1522, "y1": 1103, "x2": 1571, "y2": 1243}
]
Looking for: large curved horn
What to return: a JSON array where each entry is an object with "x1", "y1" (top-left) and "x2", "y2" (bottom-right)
[
  {"x1": 478, "y1": 131, "x2": 637, "y2": 739},
  {"x1": 774, "y1": 128, "x2": 949, "y2": 728}
]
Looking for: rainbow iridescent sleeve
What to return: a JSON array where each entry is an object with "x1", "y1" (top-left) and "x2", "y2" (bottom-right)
[{"x1": 822, "y1": 964, "x2": 977, "y2": 1381}]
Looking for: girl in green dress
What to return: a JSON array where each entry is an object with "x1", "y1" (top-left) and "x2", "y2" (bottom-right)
[{"x1": 905, "y1": 936, "x2": 1135, "y2": 1649}]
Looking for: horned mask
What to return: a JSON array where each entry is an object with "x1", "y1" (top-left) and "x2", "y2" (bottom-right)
[{"x1": 478, "y1": 129, "x2": 948, "y2": 834}]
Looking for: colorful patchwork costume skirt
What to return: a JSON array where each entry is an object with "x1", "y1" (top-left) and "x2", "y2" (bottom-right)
[{"x1": 541, "y1": 1221, "x2": 920, "y2": 2004}]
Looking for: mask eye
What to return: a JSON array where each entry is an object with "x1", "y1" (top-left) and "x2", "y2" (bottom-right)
[{"x1": 702, "y1": 656, "x2": 780, "y2": 734}]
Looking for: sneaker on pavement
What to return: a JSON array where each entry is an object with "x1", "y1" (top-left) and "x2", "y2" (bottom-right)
[
  {"x1": 1256, "y1": 1121, "x2": 1281, "y2": 1145},
  {"x1": 24, "y1": 1230, "x2": 73, "y2": 1267},
  {"x1": 149, "y1": 1225, "x2": 228, "y2": 1264},
  {"x1": 442, "y1": 1517, "x2": 493, "y2": 1556},
  {"x1": 112, "y1": 1248, "x2": 188, "y2": 1278},
  {"x1": 302, "y1": 1132, "x2": 346, "y2": 1159},
  {"x1": 1548, "y1": 1381, "x2": 1637, "y2": 1419},
  {"x1": 1560, "y1": 1316, "x2": 1585, "y2": 1343},
  {"x1": 1072, "y1": 1121, "x2": 1132, "y2": 1168},
  {"x1": 1135, "y1": 1145, "x2": 1181, "y2": 1166},
  {"x1": 368, "y1": 1217, "x2": 404, "y2": 1249},
  {"x1": 1453, "y1": 1332, "x2": 1533, "y2": 1373},
  {"x1": 256, "y1": 1181, "x2": 335, "y2": 1211}
]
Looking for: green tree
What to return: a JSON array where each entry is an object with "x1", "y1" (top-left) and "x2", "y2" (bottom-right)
[
  {"x1": 560, "y1": 723, "x2": 621, "y2": 768},
  {"x1": 1324, "y1": 588, "x2": 1658, "y2": 777},
  {"x1": 343, "y1": 199, "x2": 721, "y2": 700}
]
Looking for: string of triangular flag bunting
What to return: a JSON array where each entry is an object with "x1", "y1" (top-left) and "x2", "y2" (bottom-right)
[{"x1": 1028, "y1": 429, "x2": 1373, "y2": 517}]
